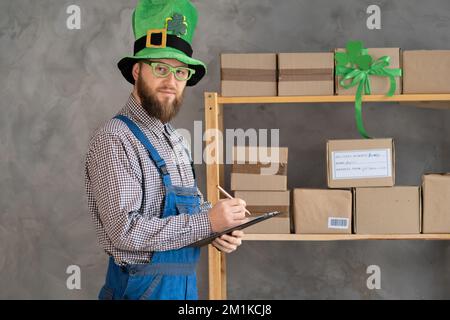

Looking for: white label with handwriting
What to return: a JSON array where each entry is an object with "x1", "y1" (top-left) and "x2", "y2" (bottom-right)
[{"x1": 332, "y1": 149, "x2": 391, "y2": 180}]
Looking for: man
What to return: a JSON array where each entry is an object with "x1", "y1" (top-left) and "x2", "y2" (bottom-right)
[{"x1": 85, "y1": 0, "x2": 248, "y2": 300}]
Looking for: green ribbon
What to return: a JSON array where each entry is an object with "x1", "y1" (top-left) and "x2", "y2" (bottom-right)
[{"x1": 335, "y1": 41, "x2": 402, "y2": 138}]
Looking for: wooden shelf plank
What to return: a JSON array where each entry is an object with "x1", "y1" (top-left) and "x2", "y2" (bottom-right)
[
  {"x1": 218, "y1": 94, "x2": 450, "y2": 105},
  {"x1": 243, "y1": 234, "x2": 450, "y2": 241}
]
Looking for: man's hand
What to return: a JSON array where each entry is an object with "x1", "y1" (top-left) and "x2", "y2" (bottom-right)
[
  {"x1": 208, "y1": 198, "x2": 249, "y2": 232},
  {"x1": 212, "y1": 230, "x2": 244, "y2": 253}
]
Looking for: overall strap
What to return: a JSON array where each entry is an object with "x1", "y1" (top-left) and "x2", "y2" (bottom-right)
[
  {"x1": 167, "y1": 122, "x2": 197, "y2": 185},
  {"x1": 180, "y1": 143, "x2": 197, "y2": 185},
  {"x1": 114, "y1": 115, "x2": 172, "y2": 186}
]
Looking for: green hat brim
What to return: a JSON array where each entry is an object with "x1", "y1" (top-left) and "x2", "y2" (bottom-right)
[{"x1": 118, "y1": 49, "x2": 207, "y2": 86}]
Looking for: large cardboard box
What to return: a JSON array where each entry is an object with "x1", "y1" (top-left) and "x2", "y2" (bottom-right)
[
  {"x1": 221, "y1": 53, "x2": 277, "y2": 97},
  {"x1": 354, "y1": 187, "x2": 421, "y2": 234},
  {"x1": 422, "y1": 174, "x2": 450, "y2": 233},
  {"x1": 403, "y1": 50, "x2": 450, "y2": 94},
  {"x1": 231, "y1": 173, "x2": 287, "y2": 191},
  {"x1": 278, "y1": 52, "x2": 334, "y2": 96},
  {"x1": 245, "y1": 217, "x2": 291, "y2": 234},
  {"x1": 234, "y1": 190, "x2": 290, "y2": 217},
  {"x1": 327, "y1": 138, "x2": 395, "y2": 188},
  {"x1": 293, "y1": 189, "x2": 352, "y2": 234},
  {"x1": 335, "y1": 48, "x2": 402, "y2": 95}
]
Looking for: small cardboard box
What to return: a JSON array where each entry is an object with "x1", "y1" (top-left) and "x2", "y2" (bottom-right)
[
  {"x1": 354, "y1": 187, "x2": 421, "y2": 234},
  {"x1": 232, "y1": 145, "x2": 288, "y2": 176},
  {"x1": 232, "y1": 146, "x2": 288, "y2": 165},
  {"x1": 278, "y1": 52, "x2": 334, "y2": 96},
  {"x1": 422, "y1": 173, "x2": 450, "y2": 233},
  {"x1": 245, "y1": 217, "x2": 291, "y2": 234},
  {"x1": 221, "y1": 53, "x2": 277, "y2": 97},
  {"x1": 231, "y1": 173, "x2": 287, "y2": 191},
  {"x1": 234, "y1": 190, "x2": 290, "y2": 217},
  {"x1": 293, "y1": 189, "x2": 352, "y2": 234},
  {"x1": 327, "y1": 138, "x2": 395, "y2": 188},
  {"x1": 232, "y1": 162, "x2": 287, "y2": 176},
  {"x1": 335, "y1": 48, "x2": 402, "y2": 95},
  {"x1": 403, "y1": 50, "x2": 450, "y2": 94}
]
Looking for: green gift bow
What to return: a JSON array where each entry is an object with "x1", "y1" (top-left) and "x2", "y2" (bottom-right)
[{"x1": 335, "y1": 41, "x2": 402, "y2": 138}]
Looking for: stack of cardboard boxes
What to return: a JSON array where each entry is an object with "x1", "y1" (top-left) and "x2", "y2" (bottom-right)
[
  {"x1": 231, "y1": 146, "x2": 291, "y2": 234},
  {"x1": 233, "y1": 141, "x2": 450, "y2": 235},
  {"x1": 220, "y1": 49, "x2": 450, "y2": 97},
  {"x1": 221, "y1": 49, "x2": 450, "y2": 235},
  {"x1": 326, "y1": 138, "x2": 421, "y2": 234},
  {"x1": 293, "y1": 138, "x2": 422, "y2": 235}
]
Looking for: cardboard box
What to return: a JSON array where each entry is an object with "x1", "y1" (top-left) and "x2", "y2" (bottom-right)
[
  {"x1": 403, "y1": 50, "x2": 450, "y2": 94},
  {"x1": 422, "y1": 174, "x2": 450, "y2": 233},
  {"x1": 327, "y1": 138, "x2": 395, "y2": 188},
  {"x1": 231, "y1": 146, "x2": 289, "y2": 187},
  {"x1": 221, "y1": 53, "x2": 277, "y2": 96},
  {"x1": 234, "y1": 191, "x2": 290, "y2": 217},
  {"x1": 232, "y1": 146, "x2": 288, "y2": 165},
  {"x1": 232, "y1": 162, "x2": 287, "y2": 176},
  {"x1": 354, "y1": 187, "x2": 421, "y2": 234},
  {"x1": 335, "y1": 48, "x2": 402, "y2": 95},
  {"x1": 231, "y1": 173, "x2": 287, "y2": 191},
  {"x1": 278, "y1": 52, "x2": 334, "y2": 96},
  {"x1": 293, "y1": 189, "x2": 352, "y2": 234},
  {"x1": 244, "y1": 217, "x2": 291, "y2": 234}
]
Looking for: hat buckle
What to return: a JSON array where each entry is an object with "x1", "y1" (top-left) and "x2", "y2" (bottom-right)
[{"x1": 146, "y1": 29, "x2": 167, "y2": 49}]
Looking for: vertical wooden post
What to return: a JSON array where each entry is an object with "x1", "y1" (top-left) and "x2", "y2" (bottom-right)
[{"x1": 204, "y1": 92, "x2": 226, "y2": 300}]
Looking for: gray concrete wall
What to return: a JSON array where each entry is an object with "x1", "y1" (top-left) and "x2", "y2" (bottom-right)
[{"x1": 0, "y1": 0, "x2": 449, "y2": 299}]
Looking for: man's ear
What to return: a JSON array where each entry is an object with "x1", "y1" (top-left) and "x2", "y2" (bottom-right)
[{"x1": 132, "y1": 62, "x2": 140, "y2": 82}]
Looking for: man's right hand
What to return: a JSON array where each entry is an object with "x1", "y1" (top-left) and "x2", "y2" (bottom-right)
[{"x1": 208, "y1": 198, "x2": 249, "y2": 233}]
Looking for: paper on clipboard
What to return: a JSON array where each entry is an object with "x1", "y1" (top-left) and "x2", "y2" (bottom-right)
[{"x1": 187, "y1": 211, "x2": 282, "y2": 247}]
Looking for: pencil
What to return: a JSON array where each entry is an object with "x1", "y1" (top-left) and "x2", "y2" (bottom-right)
[{"x1": 217, "y1": 185, "x2": 252, "y2": 216}]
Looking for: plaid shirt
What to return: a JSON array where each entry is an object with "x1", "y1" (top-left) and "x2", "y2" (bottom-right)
[{"x1": 85, "y1": 94, "x2": 212, "y2": 266}]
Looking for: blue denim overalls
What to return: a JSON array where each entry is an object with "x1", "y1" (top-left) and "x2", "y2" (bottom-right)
[{"x1": 98, "y1": 115, "x2": 202, "y2": 300}]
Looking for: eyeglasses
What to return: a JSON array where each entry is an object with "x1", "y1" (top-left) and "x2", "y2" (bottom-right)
[{"x1": 142, "y1": 61, "x2": 196, "y2": 81}]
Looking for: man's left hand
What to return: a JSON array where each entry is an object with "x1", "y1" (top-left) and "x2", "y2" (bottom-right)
[{"x1": 211, "y1": 230, "x2": 244, "y2": 253}]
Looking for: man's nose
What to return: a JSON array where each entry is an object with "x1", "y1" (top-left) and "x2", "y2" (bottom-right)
[{"x1": 163, "y1": 71, "x2": 178, "y2": 86}]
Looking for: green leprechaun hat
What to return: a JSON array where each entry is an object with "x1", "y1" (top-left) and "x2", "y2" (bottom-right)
[{"x1": 118, "y1": 0, "x2": 207, "y2": 86}]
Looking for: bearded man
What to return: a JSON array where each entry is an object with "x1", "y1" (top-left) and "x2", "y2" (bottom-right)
[{"x1": 85, "y1": 0, "x2": 247, "y2": 300}]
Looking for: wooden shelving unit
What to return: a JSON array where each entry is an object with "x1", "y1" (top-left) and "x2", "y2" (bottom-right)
[{"x1": 203, "y1": 92, "x2": 450, "y2": 300}]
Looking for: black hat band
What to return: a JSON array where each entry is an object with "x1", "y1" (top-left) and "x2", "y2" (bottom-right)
[{"x1": 134, "y1": 30, "x2": 193, "y2": 57}]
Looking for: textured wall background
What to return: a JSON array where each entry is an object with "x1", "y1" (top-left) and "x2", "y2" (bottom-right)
[{"x1": 0, "y1": 0, "x2": 449, "y2": 299}]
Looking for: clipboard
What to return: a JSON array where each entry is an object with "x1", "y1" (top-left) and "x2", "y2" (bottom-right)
[{"x1": 187, "y1": 211, "x2": 282, "y2": 247}]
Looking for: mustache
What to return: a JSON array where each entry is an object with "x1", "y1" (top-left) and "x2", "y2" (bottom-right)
[{"x1": 158, "y1": 86, "x2": 177, "y2": 92}]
